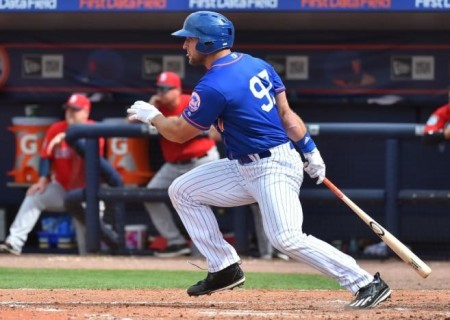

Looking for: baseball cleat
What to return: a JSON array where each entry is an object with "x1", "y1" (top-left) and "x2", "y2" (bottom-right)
[
  {"x1": 187, "y1": 262, "x2": 245, "y2": 296},
  {"x1": 154, "y1": 243, "x2": 191, "y2": 258},
  {"x1": 0, "y1": 242, "x2": 21, "y2": 255},
  {"x1": 348, "y1": 272, "x2": 391, "y2": 309}
]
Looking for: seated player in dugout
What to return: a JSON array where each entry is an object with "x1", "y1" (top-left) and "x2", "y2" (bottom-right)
[
  {"x1": 0, "y1": 94, "x2": 119, "y2": 255},
  {"x1": 143, "y1": 71, "x2": 220, "y2": 258},
  {"x1": 326, "y1": 51, "x2": 376, "y2": 88},
  {"x1": 422, "y1": 88, "x2": 450, "y2": 144}
]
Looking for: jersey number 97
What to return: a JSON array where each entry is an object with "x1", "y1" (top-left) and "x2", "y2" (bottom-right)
[{"x1": 249, "y1": 69, "x2": 276, "y2": 112}]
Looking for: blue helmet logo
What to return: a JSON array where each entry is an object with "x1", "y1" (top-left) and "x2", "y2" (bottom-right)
[{"x1": 172, "y1": 11, "x2": 234, "y2": 55}]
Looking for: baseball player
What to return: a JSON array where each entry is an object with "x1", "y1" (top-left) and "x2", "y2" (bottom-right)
[
  {"x1": 127, "y1": 11, "x2": 391, "y2": 308},
  {"x1": 0, "y1": 94, "x2": 116, "y2": 255},
  {"x1": 422, "y1": 89, "x2": 450, "y2": 144},
  {"x1": 144, "y1": 71, "x2": 220, "y2": 257}
]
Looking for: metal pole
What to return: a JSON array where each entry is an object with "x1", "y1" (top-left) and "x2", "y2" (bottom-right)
[
  {"x1": 231, "y1": 206, "x2": 250, "y2": 253},
  {"x1": 85, "y1": 139, "x2": 100, "y2": 253},
  {"x1": 385, "y1": 139, "x2": 399, "y2": 236}
]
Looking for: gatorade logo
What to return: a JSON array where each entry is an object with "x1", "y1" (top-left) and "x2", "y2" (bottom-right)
[
  {"x1": 111, "y1": 138, "x2": 128, "y2": 155},
  {"x1": 20, "y1": 134, "x2": 38, "y2": 155}
]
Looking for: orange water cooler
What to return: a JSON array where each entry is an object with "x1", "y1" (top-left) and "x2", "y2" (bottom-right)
[
  {"x1": 8, "y1": 117, "x2": 58, "y2": 184},
  {"x1": 103, "y1": 118, "x2": 154, "y2": 186}
]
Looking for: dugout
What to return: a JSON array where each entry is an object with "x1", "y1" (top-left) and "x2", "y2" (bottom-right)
[{"x1": 0, "y1": 4, "x2": 449, "y2": 258}]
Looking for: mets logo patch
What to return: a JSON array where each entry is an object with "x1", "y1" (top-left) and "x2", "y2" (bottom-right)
[{"x1": 188, "y1": 92, "x2": 201, "y2": 112}]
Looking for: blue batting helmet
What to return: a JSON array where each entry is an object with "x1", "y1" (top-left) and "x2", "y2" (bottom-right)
[{"x1": 171, "y1": 11, "x2": 234, "y2": 55}]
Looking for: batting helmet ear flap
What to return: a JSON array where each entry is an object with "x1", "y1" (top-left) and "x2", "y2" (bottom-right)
[
  {"x1": 172, "y1": 11, "x2": 235, "y2": 55},
  {"x1": 202, "y1": 41, "x2": 216, "y2": 52}
]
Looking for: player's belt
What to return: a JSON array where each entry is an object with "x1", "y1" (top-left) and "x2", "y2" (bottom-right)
[
  {"x1": 237, "y1": 150, "x2": 272, "y2": 165},
  {"x1": 237, "y1": 142, "x2": 294, "y2": 165}
]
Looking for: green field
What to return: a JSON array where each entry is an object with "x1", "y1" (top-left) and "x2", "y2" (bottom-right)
[{"x1": 0, "y1": 268, "x2": 342, "y2": 290}]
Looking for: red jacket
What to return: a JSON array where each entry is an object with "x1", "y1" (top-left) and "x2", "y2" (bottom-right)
[{"x1": 40, "y1": 120, "x2": 104, "y2": 190}]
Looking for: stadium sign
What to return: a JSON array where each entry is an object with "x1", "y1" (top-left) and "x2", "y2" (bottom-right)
[{"x1": 0, "y1": 0, "x2": 450, "y2": 11}]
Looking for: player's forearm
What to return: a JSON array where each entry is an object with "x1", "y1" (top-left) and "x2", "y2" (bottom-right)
[
  {"x1": 152, "y1": 115, "x2": 195, "y2": 143},
  {"x1": 281, "y1": 110, "x2": 318, "y2": 154},
  {"x1": 38, "y1": 158, "x2": 51, "y2": 180},
  {"x1": 282, "y1": 111, "x2": 307, "y2": 142},
  {"x1": 276, "y1": 92, "x2": 307, "y2": 141}
]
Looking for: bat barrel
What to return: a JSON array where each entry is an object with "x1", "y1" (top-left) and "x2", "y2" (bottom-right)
[{"x1": 323, "y1": 177, "x2": 432, "y2": 279}]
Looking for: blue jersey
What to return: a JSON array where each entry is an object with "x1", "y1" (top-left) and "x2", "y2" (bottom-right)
[{"x1": 182, "y1": 52, "x2": 290, "y2": 159}]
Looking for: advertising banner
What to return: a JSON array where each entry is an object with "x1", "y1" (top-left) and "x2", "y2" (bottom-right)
[
  {"x1": 1, "y1": 42, "x2": 449, "y2": 102},
  {"x1": 0, "y1": 0, "x2": 449, "y2": 12}
]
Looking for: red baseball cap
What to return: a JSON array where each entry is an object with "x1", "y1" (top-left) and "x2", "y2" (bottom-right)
[
  {"x1": 156, "y1": 71, "x2": 181, "y2": 89},
  {"x1": 63, "y1": 93, "x2": 91, "y2": 112}
]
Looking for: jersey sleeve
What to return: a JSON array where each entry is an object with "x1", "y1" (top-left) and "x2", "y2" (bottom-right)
[
  {"x1": 40, "y1": 124, "x2": 57, "y2": 159},
  {"x1": 266, "y1": 61, "x2": 286, "y2": 94},
  {"x1": 182, "y1": 84, "x2": 227, "y2": 130}
]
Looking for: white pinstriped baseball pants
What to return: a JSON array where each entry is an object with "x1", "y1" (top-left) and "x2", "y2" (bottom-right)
[{"x1": 169, "y1": 142, "x2": 374, "y2": 294}]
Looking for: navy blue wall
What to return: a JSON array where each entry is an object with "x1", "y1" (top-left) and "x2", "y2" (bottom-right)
[{"x1": 1, "y1": 30, "x2": 449, "y2": 256}]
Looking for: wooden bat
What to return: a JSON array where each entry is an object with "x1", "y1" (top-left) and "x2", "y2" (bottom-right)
[{"x1": 323, "y1": 177, "x2": 432, "y2": 279}]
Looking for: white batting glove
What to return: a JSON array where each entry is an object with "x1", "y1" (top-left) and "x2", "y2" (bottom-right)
[
  {"x1": 303, "y1": 148, "x2": 326, "y2": 184},
  {"x1": 127, "y1": 101, "x2": 162, "y2": 124}
]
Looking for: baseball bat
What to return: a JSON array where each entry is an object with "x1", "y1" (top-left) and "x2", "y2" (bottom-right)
[{"x1": 323, "y1": 177, "x2": 432, "y2": 279}]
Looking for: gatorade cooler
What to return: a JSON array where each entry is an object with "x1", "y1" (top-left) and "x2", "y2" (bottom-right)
[
  {"x1": 8, "y1": 117, "x2": 57, "y2": 183},
  {"x1": 103, "y1": 118, "x2": 154, "y2": 185}
]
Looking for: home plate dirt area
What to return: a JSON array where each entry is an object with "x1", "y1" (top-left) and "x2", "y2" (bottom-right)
[{"x1": 0, "y1": 255, "x2": 449, "y2": 319}]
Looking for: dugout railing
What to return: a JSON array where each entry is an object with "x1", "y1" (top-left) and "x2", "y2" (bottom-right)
[{"x1": 65, "y1": 123, "x2": 450, "y2": 254}]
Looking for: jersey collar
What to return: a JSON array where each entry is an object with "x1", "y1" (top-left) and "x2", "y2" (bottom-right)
[{"x1": 211, "y1": 52, "x2": 243, "y2": 68}]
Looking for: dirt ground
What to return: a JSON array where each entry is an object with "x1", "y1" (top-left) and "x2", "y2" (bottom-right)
[{"x1": 0, "y1": 254, "x2": 449, "y2": 319}]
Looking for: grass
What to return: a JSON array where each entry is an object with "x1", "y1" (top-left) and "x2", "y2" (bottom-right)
[{"x1": 0, "y1": 268, "x2": 341, "y2": 290}]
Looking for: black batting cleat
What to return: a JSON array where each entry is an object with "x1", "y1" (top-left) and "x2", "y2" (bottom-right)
[
  {"x1": 154, "y1": 243, "x2": 191, "y2": 258},
  {"x1": 348, "y1": 272, "x2": 391, "y2": 309},
  {"x1": 187, "y1": 262, "x2": 245, "y2": 296},
  {"x1": 0, "y1": 242, "x2": 21, "y2": 255}
]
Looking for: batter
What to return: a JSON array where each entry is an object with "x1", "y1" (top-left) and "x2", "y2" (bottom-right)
[{"x1": 127, "y1": 11, "x2": 391, "y2": 309}]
